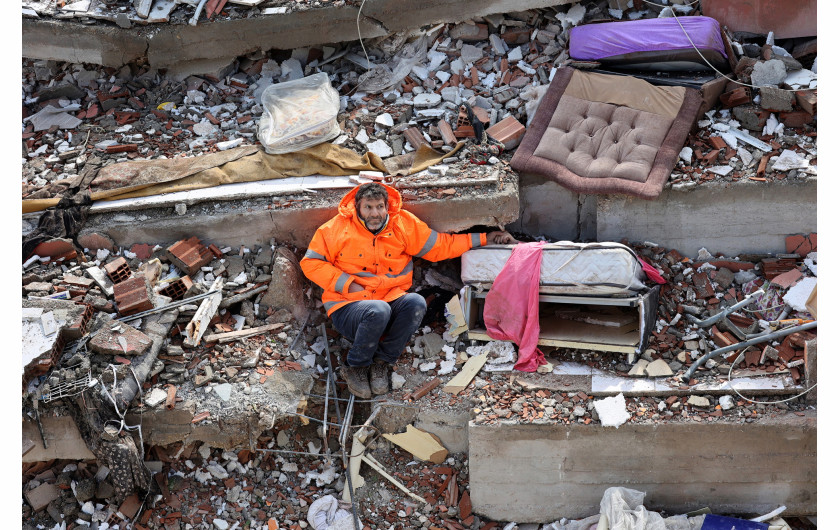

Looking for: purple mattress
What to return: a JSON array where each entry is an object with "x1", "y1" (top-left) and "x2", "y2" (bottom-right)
[{"x1": 570, "y1": 16, "x2": 728, "y2": 71}]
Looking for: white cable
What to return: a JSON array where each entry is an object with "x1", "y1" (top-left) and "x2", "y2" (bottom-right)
[
  {"x1": 635, "y1": 0, "x2": 810, "y2": 93},
  {"x1": 726, "y1": 349, "x2": 816, "y2": 405},
  {"x1": 356, "y1": 0, "x2": 370, "y2": 70}
]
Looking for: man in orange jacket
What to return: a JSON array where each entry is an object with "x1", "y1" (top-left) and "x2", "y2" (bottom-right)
[{"x1": 301, "y1": 182, "x2": 514, "y2": 398}]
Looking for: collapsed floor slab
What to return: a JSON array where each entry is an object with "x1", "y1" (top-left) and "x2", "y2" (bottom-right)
[
  {"x1": 23, "y1": 0, "x2": 573, "y2": 76},
  {"x1": 73, "y1": 176, "x2": 520, "y2": 249},
  {"x1": 468, "y1": 411, "x2": 816, "y2": 522}
]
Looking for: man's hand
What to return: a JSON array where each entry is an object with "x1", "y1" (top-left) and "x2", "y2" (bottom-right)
[
  {"x1": 348, "y1": 281, "x2": 364, "y2": 293},
  {"x1": 487, "y1": 231, "x2": 517, "y2": 244}
]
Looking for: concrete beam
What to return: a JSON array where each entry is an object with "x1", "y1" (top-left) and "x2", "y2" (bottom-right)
[
  {"x1": 78, "y1": 180, "x2": 519, "y2": 249},
  {"x1": 23, "y1": 0, "x2": 574, "y2": 74},
  {"x1": 596, "y1": 179, "x2": 817, "y2": 257},
  {"x1": 469, "y1": 412, "x2": 816, "y2": 522}
]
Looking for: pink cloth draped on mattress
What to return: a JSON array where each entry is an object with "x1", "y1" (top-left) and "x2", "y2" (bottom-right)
[{"x1": 483, "y1": 241, "x2": 548, "y2": 372}]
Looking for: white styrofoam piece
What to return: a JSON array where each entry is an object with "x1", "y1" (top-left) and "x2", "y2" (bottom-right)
[
  {"x1": 593, "y1": 393, "x2": 630, "y2": 428},
  {"x1": 783, "y1": 277, "x2": 817, "y2": 312}
]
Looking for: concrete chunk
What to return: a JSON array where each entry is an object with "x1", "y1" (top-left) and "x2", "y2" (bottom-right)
[{"x1": 645, "y1": 358, "x2": 674, "y2": 377}]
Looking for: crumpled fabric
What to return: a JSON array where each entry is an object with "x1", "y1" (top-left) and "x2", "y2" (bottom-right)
[
  {"x1": 638, "y1": 257, "x2": 666, "y2": 285},
  {"x1": 306, "y1": 495, "x2": 358, "y2": 530},
  {"x1": 483, "y1": 241, "x2": 548, "y2": 372}
]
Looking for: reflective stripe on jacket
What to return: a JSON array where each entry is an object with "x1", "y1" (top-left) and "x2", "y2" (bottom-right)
[{"x1": 300, "y1": 184, "x2": 487, "y2": 316}]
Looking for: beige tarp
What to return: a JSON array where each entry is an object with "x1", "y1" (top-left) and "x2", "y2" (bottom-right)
[{"x1": 22, "y1": 143, "x2": 463, "y2": 214}]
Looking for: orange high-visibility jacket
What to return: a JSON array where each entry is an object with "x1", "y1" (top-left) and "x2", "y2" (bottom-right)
[{"x1": 300, "y1": 184, "x2": 487, "y2": 316}]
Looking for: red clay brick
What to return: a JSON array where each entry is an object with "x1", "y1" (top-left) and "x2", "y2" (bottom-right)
[
  {"x1": 779, "y1": 110, "x2": 814, "y2": 128},
  {"x1": 795, "y1": 90, "x2": 817, "y2": 115},
  {"x1": 403, "y1": 127, "x2": 430, "y2": 150},
  {"x1": 485, "y1": 116, "x2": 526, "y2": 150},
  {"x1": 167, "y1": 237, "x2": 213, "y2": 276},
  {"x1": 104, "y1": 257, "x2": 131, "y2": 284},
  {"x1": 113, "y1": 276, "x2": 154, "y2": 316},
  {"x1": 719, "y1": 87, "x2": 751, "y2": 108}
]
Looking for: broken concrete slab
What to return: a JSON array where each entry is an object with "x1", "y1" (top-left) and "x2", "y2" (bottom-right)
[
  {"x1": 260, "y1": 246, "x2": 308, "y2": 323},
  {"x1": 89, "y1": 320, "x2": 153, "y2": 356}
]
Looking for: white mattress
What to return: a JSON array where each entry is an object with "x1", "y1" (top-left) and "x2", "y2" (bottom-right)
[{"x1": 461, "y1": 242, "x2": 647, "y2": 296}]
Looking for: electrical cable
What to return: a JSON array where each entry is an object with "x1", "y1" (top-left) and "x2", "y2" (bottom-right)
[
  {"x1": 726, "y1": 351, "x2": 816, "y2": 405},
  {"x1": 356, "y1": 0, "x2": 370, "y2": 70},
  {"x1": 635, "y1": 0, "x2": 811, "y2": 93}
]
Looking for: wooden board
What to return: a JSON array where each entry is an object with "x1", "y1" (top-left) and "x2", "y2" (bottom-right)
[
  {"x1": 443, "y1": 352, "x2": 488, "y2": 394},
  {"x1": 467, "y1": 328, "x2": 637, "y2": 354},
  {"x1": 383, "y1": 425, "x2": 448, "y2": 464}
]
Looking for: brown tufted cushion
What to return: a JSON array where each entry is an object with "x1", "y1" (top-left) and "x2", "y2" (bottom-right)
[
  {"x1": 511, "y1": 67, "x2": 702, "y2": 199},
  {"x1": 533, "y1": 95, "x2": 673, "y2": 183}
]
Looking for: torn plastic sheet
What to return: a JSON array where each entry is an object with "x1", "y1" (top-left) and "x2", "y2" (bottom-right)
[{"x1": 598, "y1": 487, "x2": 708, "y2": 530}]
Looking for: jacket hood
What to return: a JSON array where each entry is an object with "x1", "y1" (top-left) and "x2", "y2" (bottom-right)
[{"x1": 338, "y1": 183, "x2": 402, "y2": 219}]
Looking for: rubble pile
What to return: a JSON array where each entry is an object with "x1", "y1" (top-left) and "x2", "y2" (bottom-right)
[
  {"x1": 630, "y1": 238, "x2": 816, "y2": 384},
  {"x1": 22, "y1": 0, "x2": 350, "y2": 25},
  {"x1": 22, "y1": 4, "x2": 817, "y2": 206}
]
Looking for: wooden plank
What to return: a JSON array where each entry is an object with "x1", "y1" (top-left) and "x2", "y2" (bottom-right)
[
  {"x1": 203, "y1": 322, "x2": 284, "y2": 343},
  {"x1": 443, "y1": 352, "x2": 488, "y2": 394},
  {"x1": 466, "y1": 330, "x2": 637, "y2": 354},
  {"x1": 183, "y1": 277, "x2": 225, "y2": 347},
  {"x1": 383, "y1": 425, "x2": 448, "y2": 464}
]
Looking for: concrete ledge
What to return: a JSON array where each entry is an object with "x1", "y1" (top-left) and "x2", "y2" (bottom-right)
[
  {"x1": 596, "y1": 178, "x2": 817, "y2": 257},
  {"x1": 516, "y1": 174, "x2": 817, "y2": 256},
  {"x1": 469, "y1": 412, "x2": 816, "y2": 522},
  {"x1": 23, "y1": 0, "x2": 572, "y2": 74},
  {"x1": 78, "y1": 179, "x2": 520, "y2": 249}
]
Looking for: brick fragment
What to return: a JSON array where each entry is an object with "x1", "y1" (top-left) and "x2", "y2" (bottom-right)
[
  {"x1": 105, "y1": 144, "x2": 138, "y2": 154},
  {"x1": 779, "y1": 110, "x2": 814, "y2": 128},
  {"x1": 160, "y1": 276, "x2": 194, "y2": 300},
  {"x1": 485, "y1": 116, "x2": 526, "y2": 150},
  {"x1": 403, "y1": 127, "x2": 430, "y2": 150},
  {"x1": 167, "y1": 237, "x2": 213, "y2": 276},
  {"x1": 104, "y1": 257, "x2": 131, "y2": 284},
  {"x1": 719, "y1": 87, "x2": 751, "y2": 108},
  {"x1": 438, "y1": 119, "x2": 457, "y2": 146},
  {"x1": 795, "y1": 90, "x2": 817, "y2": 115},
  {"x1": 708, "y1": 136, "x2": 727, "y2": 150},
  {"x1": 113, "y1": 276, "x2": 154, "y2": 316}
]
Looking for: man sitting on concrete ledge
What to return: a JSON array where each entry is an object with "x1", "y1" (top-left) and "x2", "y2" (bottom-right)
[{"x1": 301, "y1": 182, "x2": 515, "y2": 398}]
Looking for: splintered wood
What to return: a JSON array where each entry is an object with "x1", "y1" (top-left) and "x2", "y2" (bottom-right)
[{"x1": 383, "y1": 425, "x2": 449, "y2": 464}]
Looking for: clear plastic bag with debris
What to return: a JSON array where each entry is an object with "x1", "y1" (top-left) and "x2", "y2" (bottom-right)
[
  {"x1": 307, "y1": 494, "x2": 360, "y2": 530},
  {"x1": 257, "y1": 72, "x2": 341, "y2": 154}
]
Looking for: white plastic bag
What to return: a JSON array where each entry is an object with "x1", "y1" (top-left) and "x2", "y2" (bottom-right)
[
  {"x1": 307, "y1": 495, "x2": 358, "y2": 530},
  {"x1": 258, "y1": 72, "x2": 340, "y2": 154}
]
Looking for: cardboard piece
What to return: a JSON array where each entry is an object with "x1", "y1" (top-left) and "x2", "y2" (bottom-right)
[
  {"x1": 445, "y1": 295, "x2": 468, "y2": 336},
  {"x1": 383, "y1": 425, "x2": 449, "y2": 464},
  {"x1": 22, "y1": 415, "x2": 96, "y2": 463},
  {"x1": 443, "y1": 352, "x2": 488, "y2": 394}
]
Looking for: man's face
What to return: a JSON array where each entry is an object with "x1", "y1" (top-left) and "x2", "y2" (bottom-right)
[{"x1": 357, "y1": 197, "x2": 388, "y2": 231}]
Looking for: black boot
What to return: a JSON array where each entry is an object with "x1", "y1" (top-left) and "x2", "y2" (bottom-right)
[
  {"x1": 369, "y1": 360, "x2": 391, "y2": 395},
  {"x1": 341, "y1": 365, "x2": 371, "y2": 399}
]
